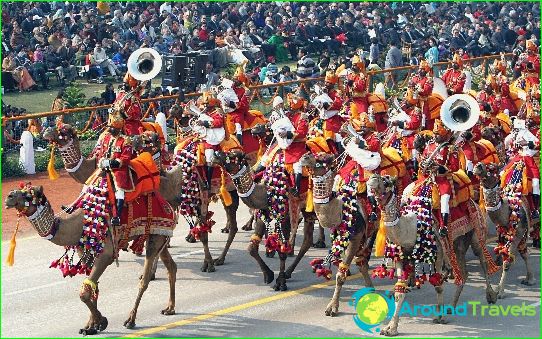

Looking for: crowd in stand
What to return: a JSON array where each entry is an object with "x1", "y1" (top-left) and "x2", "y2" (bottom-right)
[{"x1": 1, "y1": 2, "x2": 539, "y2": 93}]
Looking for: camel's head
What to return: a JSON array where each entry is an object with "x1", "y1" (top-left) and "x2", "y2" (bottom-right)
[
  {"x1": 367, "y1": 174, "x2": 396, "y2": 206},
  {"x1": 250, "y1": 123, "x2": 273, "y2": 144},
  {"x1": 132, "y1": 132, "x2": 160, "y2": 155},
  {"x1": 473, "y1": 162, "x2": 500, "y2": 189},
  {"x1": 300, "y1": 152, "x2": 335, "y2": 176},
  {"x1": 5, "y1": 183, "x2": 46, "y2": 216},
  {"x1": 214, "y1": 149, "x2": 247, "y2": 175},
  {"x1": 42, "y1": 123, "x2": 78, "y2": 148}
]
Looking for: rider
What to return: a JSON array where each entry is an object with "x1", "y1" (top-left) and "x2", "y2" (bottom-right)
[
  {"x1": 308, "y1": 92, "x2": 345, "y2": 154},
  {"x1": 197, "y1": 92, "x2": 227, "y2": 191},
  {"x1": 442, "y1": 53, "x2": 467, "y2": 95},
  {"x1": 514, "y1": 40, "x2": 540, "y2": 92},
  {"x1": 96, "y1": 111, "x2": 135, "y2": 226},
  {"x1": 418, "y1": 119, "x2": 461, "y2": 237},
  {"x1": 281, "y1": 91, "x2": 309, "y2": 197},
  {"x1": 486, "y1": 58, "x2": 518, "y2": 116},
  {"x1": 404, "y1": 60, "x2": 434, "y2": 129},
  {"x1": 114, "y1": 72, "x2": 145, "y2": 136},
  {"x1": 388, "y1": 104, "x2": 423, "y2": 179},
  {"x1": 345, "y1": 55, "x2": 369, "y2": 119}
]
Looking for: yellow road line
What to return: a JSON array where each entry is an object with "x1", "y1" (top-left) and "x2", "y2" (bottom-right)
[{"x1": 123, "y1": 273, "x2": 362, "y2": 338}]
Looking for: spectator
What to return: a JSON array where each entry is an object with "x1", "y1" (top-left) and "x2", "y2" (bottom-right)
[
  {"x1": 2, "y1": 51, "x2": 36, "y2": 92},
  {"x1": 93, "y1": 42, "x2": 121, "y2": 79},
  {"x1": 101, "y1": 83, "x2": 116, "y2": 104},
  {"x1": 369, "y1": 37, "x2": 380, "y2": 65},
  {"x1": 19, "y1": 120, "x2": 36, "y2": 175},
  {"x1": 385, "y1": 40, "x2": 403, "y2": 88},
  {"x1": 296, "y1": 48, "x2": 315, "y2": 79}
]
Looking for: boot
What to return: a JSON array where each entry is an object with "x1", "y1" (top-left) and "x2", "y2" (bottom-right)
[
  {"x1": 236, "y1": 133, "x2": 243, "y2": 146},
  {"x1": 291, "y1": 173, "x2": 302, "y2": 197},
  {"x1": 61, "y1": 204, "x2": 75, "y2": 214},
  {"x1": 203, "y1": 165, "x2": 214, "y2": 191},
  {"x1": 531, "y1": 194, "x2": 540, "y2": 220},
  {"x1": 111, "y1": 199, "x2": 124, "y2": 226},
  {"x1": 439, "y1": 213, "x2": 449, "y2": 237},
  {"x1": 367, "y1": 196, "x2": 378, "y2": 222}
]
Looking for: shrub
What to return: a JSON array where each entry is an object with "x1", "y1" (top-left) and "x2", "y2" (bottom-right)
[{"x1": 1, "y1": 154, "x2": 27, "y2": 179}]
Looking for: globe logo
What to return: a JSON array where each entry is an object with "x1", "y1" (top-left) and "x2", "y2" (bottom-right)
[{"x1": 350, "y1": 287, "x2": 396, "y2": 334}]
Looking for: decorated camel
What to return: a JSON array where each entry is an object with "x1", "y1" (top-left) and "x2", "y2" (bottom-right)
[
  {"x1": 474, "y1": 162, "x2": 535, "y2": 297},
  {"x1": 366, "y1": 173, "x2": 499, "y2": 336},
  {"x1": 5, "y1": 179, "x2": 177, "y2": 334},
  {"x1": 214, "y1": 148, "x2": 318, "y2": 291},
  {"x1": 42, "y1": 121, "x2": 238, "y2": 273}
]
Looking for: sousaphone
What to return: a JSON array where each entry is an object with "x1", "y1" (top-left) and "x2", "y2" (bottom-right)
[{"x1": 127, "y1": 48, "x2": 162, "y2": 81}]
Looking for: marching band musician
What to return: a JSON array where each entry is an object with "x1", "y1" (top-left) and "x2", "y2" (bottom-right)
[
  {"x1": 196, "y1": 92, "x2": 227, "y2": 191},
  {"x1": 514, "y1": 40, "x2": 540, "y2": 92},
  {"x1": 95, "y1": 111, "x2": 135, "y2": 226},
  {"x1": 486, "y1": 58, "x2": 518, "y2": 116},
  {"x1": 418, "y1": 119, "x2": 461, "y2": 237},
  {"x1": 441, "y1": 53, "x2": 467, "y2": 95},
  {"x1": 388, "y1": 104, "x2": 423, "y2": 179},
  {"x1": 404, "y1": 60, "x2": 434, "y2": 129},
  {"x1": 280, "y1": 91, "x2": 309, "y2": 197},
  {"x1": 114, "y1": 73, "x2": 146, "y2": 136},
  {"x1": 345, "y1": 55, "x2": 369, "y2": 119}
]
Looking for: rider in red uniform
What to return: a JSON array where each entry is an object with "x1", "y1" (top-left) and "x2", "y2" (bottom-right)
[{"x1": 442, "y1": 53, "x2": 467, "y2": 95}]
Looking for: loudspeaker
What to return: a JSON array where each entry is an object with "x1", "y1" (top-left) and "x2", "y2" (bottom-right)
[{"x1": 161, "y1": 55, "x2": 186, "y2": 87}]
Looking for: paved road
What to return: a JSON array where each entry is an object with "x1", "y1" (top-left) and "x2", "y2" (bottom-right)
[{"x1": 2, "y1": 202, "x2": 540, "y2": 338}]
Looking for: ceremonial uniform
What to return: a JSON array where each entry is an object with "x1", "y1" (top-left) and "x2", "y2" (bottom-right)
[
  {"x1": 404, "y1": 60, "x2": 434, "y2": 129},
  {"x1": 307, "y1": 93, "x2": 344, "y2": 154},
  {"x1": 95, "y1": 132, "x2": 135, "y2": 190},
  {"x1": 442, "y1": 53, "x2": 466, "y2": 95},
  {"x1": 386, "y1": 106, "x2": 422, "y2": 177},
  {"x1": 514, "y1": 41, "x2": 540, "y2": 92},
  {"x1": 487, "y1": 73, "x2": 518, "y2": 116},
  {"x1": 346, "y1": 56, "x2": 370, "y2": 118}
]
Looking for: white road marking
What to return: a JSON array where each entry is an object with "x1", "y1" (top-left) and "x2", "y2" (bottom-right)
[
  {"x1": 175, "y1": 249, "x2": 204, "y2": 258},
  {"x1": 4, "y1": 280, "x2": 67, "y2": 296},
  {"x1": 529, "y1": 300, "x2": 540, "y2": 307}
]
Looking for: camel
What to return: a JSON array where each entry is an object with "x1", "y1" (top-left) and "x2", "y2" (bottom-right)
[
  {"x1": 214, "y1": 149, "x2": 318, "y2": 291},
  {"x1": 5, "y1": 184, "x2": 177, "y2": 333},
  {"x1": 42, "y1": 123, "x2": 239, "y2": 273},
  {"x1": 474, "y1": 162, "x2": 535, "y2": 297},
  {"x1": 367, "y1": 174, "x2": 498, "y2": 336},
  {"x1": 298, "y1": 152, "x2": 376, "y2": 317}
]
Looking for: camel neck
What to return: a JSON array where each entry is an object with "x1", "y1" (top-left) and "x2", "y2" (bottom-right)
[
  {"x1": 312, "y1": 169, "x2": 335, "y2": 204},
  {"x1": 58, "y1": 138, "x2": 83, "y2": 170}
]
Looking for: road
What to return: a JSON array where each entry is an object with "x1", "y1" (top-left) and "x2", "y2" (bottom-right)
[{"x1": 2, "y1": 202, "x2": 540, "y2": 338}]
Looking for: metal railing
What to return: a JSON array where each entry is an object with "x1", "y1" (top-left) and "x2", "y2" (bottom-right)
[{"x1": 1, "y1": 53, "x2": 514, "y2": 153}]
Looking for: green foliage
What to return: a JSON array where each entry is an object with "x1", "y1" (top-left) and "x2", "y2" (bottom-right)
[
  {"x1": 62, "y1": 82, "x2": 86, "y2": 109},
  {"x1": 1, "y1": 153, "x2": 27, "y2": 178},
  {"x1": 78, "y1": 129, "x2": 98, "y2": 141},
  {"x1": 222, "y1": 64, "x2": 238, "y2": 78}
]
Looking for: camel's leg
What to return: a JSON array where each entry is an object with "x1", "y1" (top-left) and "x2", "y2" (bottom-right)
[
  {"x1": 519, "y1": 238, "x2": 534, "y2": 286},
  {"x1": 215, "y1": 191, "x2": 239, "y2": 266},
  {"x1": 248, "y1": 219, "x2": 274, "y2": 284},
  {"x1": 159, "y1": 245, "x2": 177, "y2": 315},
  {"x1": 381, "y1": 261, "x2": 408, "y2": 337},
  {"x1": 275, "y1": 220, "x2": 292, "y2": 291},
  {"x1": 288, "y1": 203, "x2": 301, "y2": 255},
  {"x1": 432, "y1": 242, "x2": 447, "y2": 324},
  {"x1": 496, "y1": 229, "x2": 526, "y2": 298},
  {"x1": 242, "y1": 209, "x2": 255, "y2": 231},
  {"x1": 470, "y1": 231, "x2": 497, "y2": 304},
  {"x1": 79, "y1": 238, "x2": 114, "y2": 335},
  {"x1": 124, "y1": 235, "x2": 168, "y2": 329},
  {"x1": 199, "y1": 231, "x2": 215, "y2": 273},
  {"x1": 450, "y1": 236, "x2": 469, "y2": 309},
  {"x1": 313, "y1": 225, "x2": 326, "y2": 248},
  {"x1": 325, "y1": 231, "x2": 364, "y2": 317},
  {"x1": 285, "y1": 214, "x2": 315, "y2": 279}
]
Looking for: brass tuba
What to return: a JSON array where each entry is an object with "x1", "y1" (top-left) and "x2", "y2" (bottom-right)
[
  {"x1": 127, "y1": 48, "x2": 162, "y2": 81},
  {"x1": 440, "y1": 94, "x2": 480, "y2": 131}
]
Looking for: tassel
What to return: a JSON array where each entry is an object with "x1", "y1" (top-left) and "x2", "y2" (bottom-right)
[
  {"x1": 350, "y1": 102, "x2": 359, "y2": 120},
  {"x1": 375, "y1": 217, "x2": 386, "y2": 257},
  {"x1": 48, "y1": 145, "x2": 60, "y2": 180},
  {"x1": 479, "y1": 184, "x2": 486, "y2": 217},
  {"x1": 305, "y1": 177, "x2": 314, "y2": 212},
  {"x1": 197, "y1": 143, "x2": 205, "y2": 166},
  {"x1": 256, "y1": 139, "x2": 265, "y2": 164},
  {"x1": 6, "y1": 218, "x2": 21, "y2": 266},
  {"x1": 220, "y1": 169, "x2": 232, "y2": 206}
]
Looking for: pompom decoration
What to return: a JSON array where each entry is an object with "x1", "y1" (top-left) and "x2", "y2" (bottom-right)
[
  {"x1": 50, "y1": 176, "x2": 111, "y2": 277},
  {"x1": 257, "y1": 153, "x2": 291, "y2": 254}
]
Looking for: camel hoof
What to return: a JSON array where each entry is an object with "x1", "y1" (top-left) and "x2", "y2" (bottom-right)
[
  {"x1": 207, "y1": 263, "x2": 216, "y2": 273},
  {"x1": 265, "y1": 250, "x2": 276, "y2": 258},
  {"x1": 380, "y1": 326, "x2": 398, "y2": 336},
  {"x1": 313, "y1": 240, "x2": 327, "y2": 248},
  {"x1": 433, "y1": 317, "x2": 449, "y2": 324},
  {"x1": 284, "y1": 270, "x2": 292, "y2": 280},
  {"x1": 263, "y1": 270, "x2": 274, "y2": 284},
  {"x1": 97, "y1": 317, "x2": 108, "y2": 331},
  {"x1": 241, "y1": 224, "x2": 253, "y2": 231},
  {"x1": 123, "y1": 319, "x2": 136, "y2": 329},
  {"x1": 324, "y1": 308, "x2": 337, "y2": 317},
  {"x1": 185, "y1": 234, "x2": 196, "y2": 243},
  {"x1": 486, "y1": 288, "x2": 498, "y2": 304},
  {"x1": 201, "y1": 261, "x2": 208, "y2": 272},
  {"x1": 521, "y1": 279, "x2": 534, "y2": 286},
  {"x1": 221, "y1": 227, "x2": 229, "y2": 233},
  {"x1": 79, "y1": 328, "x2": 98, "y2": 335},
  {"x1": 214, "y1": 257, "x2": 225, "y2": 266},
  {"x1": 161, "y1": 307, "x2": 175, "y2": 315}
]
